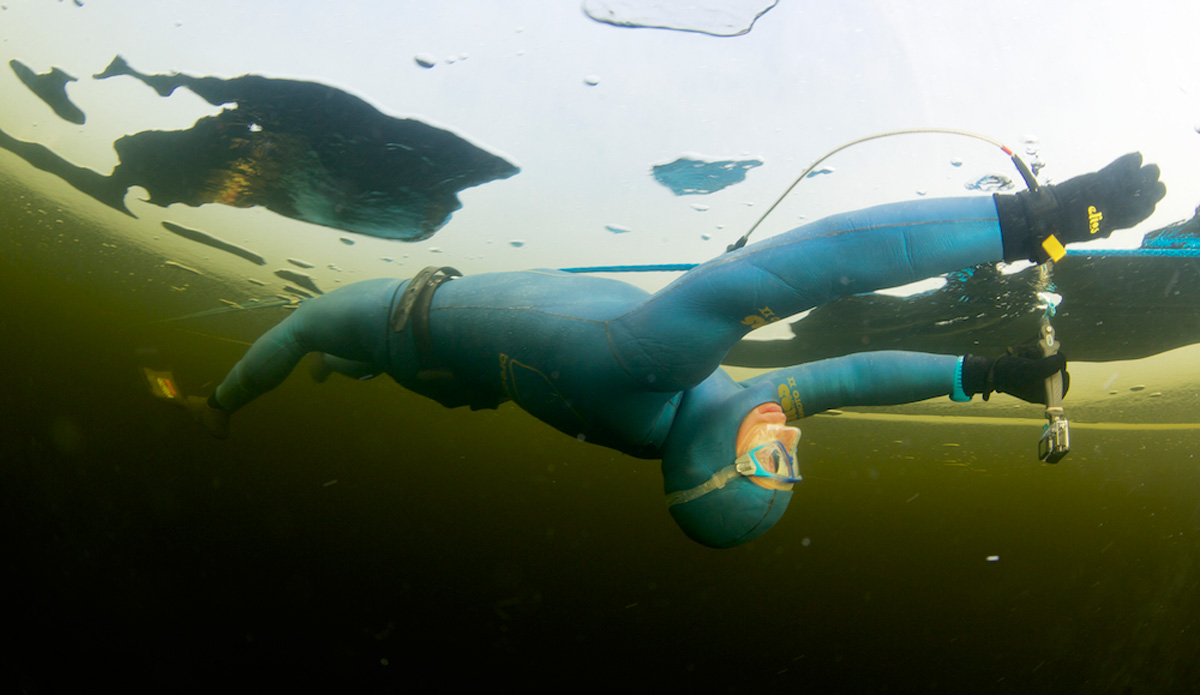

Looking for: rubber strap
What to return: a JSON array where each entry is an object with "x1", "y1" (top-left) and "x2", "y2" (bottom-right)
[{"x1": 951, "y1": 357, "x2": 970, "y2": 402}]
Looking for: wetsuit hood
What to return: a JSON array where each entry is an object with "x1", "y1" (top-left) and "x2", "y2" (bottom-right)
[{"x1": 661, "y1": 371, "x2": 793, "y2": 548}]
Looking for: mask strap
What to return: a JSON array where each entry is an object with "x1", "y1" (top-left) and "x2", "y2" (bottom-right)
[{"x1": 665, "y1": 465, "x2": 741, "y2": 507}]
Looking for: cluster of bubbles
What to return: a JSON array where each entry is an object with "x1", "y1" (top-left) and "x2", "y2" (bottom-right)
[{"x1": 957, "y1": 135, "x2": 1044, "y2": 193}]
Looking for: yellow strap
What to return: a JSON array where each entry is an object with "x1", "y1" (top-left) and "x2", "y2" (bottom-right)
[{"x1": 665, "y1": 465, "x2": 741, "y2": 507}]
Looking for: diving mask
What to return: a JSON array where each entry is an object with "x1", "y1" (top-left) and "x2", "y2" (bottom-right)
[{"x1": 735, "y1": 437, "x2": 802, "y2": 484}]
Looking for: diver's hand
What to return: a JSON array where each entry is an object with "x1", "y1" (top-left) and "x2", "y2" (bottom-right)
[
  {"x1": 184, "y1": 395, "x2": 231, "y2": 439},
  {"x1": 996, "y1": 152, "x2": 1166, "y2": 263},
  {"x1": 1054, "y1": 152, "x2": 1166, "y2": 237},
  {"x1": 962, "y1": 351, "x2": 1069, "y2": 404}
]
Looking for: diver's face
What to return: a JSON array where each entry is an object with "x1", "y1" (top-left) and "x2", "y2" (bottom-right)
[{"x1": 736, "y1": 402, "x2": 801, "y2": 491}]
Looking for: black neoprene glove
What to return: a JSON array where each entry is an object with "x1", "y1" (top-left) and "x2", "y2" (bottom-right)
[
  {"x1": 962, "y1": 350, "x2": 1069, "y2": 405},
  {"x1": 995, "y1": 152, "x2": 1166, "y2": 263}
]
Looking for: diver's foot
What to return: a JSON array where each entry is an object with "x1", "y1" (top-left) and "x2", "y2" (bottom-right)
[
  {"x1": 307, "y1": 352, "x2": 333, "y2": 383},
  {"x1": 184, "y1": 395, "x2": 230, "y2": 440}
]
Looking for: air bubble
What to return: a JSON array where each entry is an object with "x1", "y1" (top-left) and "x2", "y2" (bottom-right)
[
  {"x1": 414, "y1": 53, "x2": 437, "y2": 69},
  {"x1": 964, "y1": 174, "x2": 1014, "y2": 192},
  {"x1": 584, "y1": 75, "x2": 600, "y2": 86}
]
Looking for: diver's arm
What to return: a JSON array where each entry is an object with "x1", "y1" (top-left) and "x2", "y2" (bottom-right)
[
  {"x1": 746, "y1": 350, "x2": 1067, "y2": 418},
  {"x1": 212, "y1": 278, "x2": 397, "y2": 414},
  {"x1": 756, "y1": 351, "x2": 963, "y2": 418}
]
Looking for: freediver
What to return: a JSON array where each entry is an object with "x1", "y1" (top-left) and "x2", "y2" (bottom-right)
[{"x1": 173, "y1": 153, "x2": 1164, "y2": 548}]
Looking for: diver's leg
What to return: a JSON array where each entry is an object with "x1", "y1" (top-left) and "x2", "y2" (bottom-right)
[
  {"x1": 306, "y1": 353, "x2": 379, "y2": 383},
  {"x1": 319, "y1": 354, "x2": 383, "y2": 380},
  {"x1": 611, "y1": 196, "x2": 1004, "y2": 391},
  {"x1": 212, "y1": 278, "x2": 397, "y2": 413}
]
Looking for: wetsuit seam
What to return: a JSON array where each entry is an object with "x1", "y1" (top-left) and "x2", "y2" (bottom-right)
[
  {"x1": 754, "y1": 263, "x2": 805, "y2": 298},
  {"x1": 605, "y1": 322, "x2": 651, "y2": 387}
]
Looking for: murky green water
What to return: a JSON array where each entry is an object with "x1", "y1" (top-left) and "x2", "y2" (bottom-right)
[{"x1": 4, "y1": 173, "x2": 1200, "y2": 693}]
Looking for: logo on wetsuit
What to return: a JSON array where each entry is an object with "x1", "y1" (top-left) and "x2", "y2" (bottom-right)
[
  {"x1": 778, "y1": 377, "x2": 803, "y2": 420},
  {"x1": 1087, "y1": 205, "x2": 1103, "y2": 235},
  {"x1": 741, "y1": 306, "x2": 780, "y2": 329}
]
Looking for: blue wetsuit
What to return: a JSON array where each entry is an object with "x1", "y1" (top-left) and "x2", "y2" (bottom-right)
[{"x1": 214, "y1": 196, "x2": 1004, "y2": 547}]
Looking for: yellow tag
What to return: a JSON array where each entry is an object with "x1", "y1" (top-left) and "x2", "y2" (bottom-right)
[{"x1": 1041, "y1": 234, "x2": 1066, "y2": 262}]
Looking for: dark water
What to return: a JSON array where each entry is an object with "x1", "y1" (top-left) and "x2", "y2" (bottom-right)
[{"x1": 4, "y1": 175, "x2": 1200, "y2": 693}]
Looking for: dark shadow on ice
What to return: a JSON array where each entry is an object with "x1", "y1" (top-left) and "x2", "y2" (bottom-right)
[
  {"x1": 160, "y1": 221, "x2": 266, "y2": 266},
  {"x1": 725, "y1": 209, "x2": 1200, "y2": 365},
  {"x1": 9, "y1": 60, "x2": 86, "y2": 124},
  {"x1": 0, "y1": 55, "x2": 519, "y2": 242},
  {"x1": 652, "y1": 156, "x2": 762, "y2": 195},
  {"x1": 273, "y1": 268, "x2": 323, "y2": 296},
  {"x1": 0, "y1": 127, "x2": 131, "y2": 212}
]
